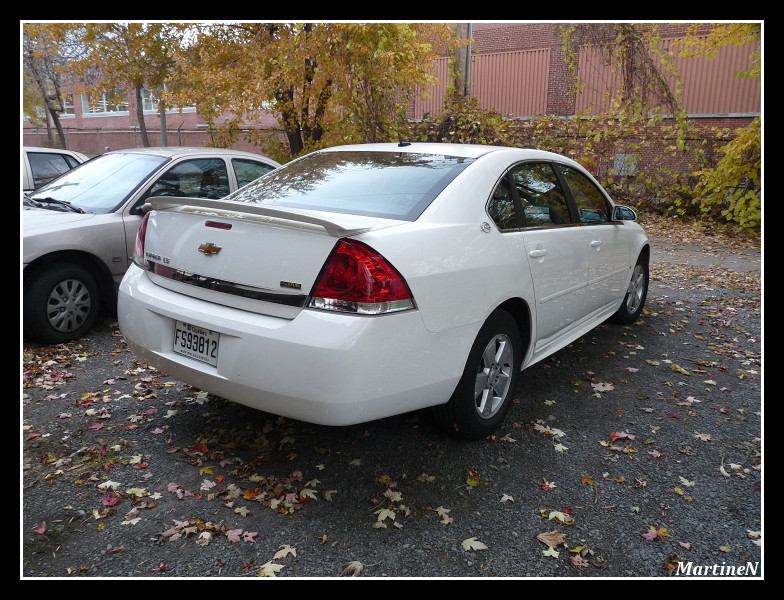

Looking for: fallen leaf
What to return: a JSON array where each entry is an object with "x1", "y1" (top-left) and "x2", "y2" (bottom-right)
[
  {"x1": 642, "y1": 526, "x2": 671, "y2": 541},
  {"x1": 548, "y1": 510, "x2": 574, "y2": 525},
  {"x1": 571, "y1": 555, "x2": 590, "y2": 567},
  {"x1": 375, "y1": 508, "x2": 396, "y2": 522},
  {"x1": 226, "y1": 528, "x2": 243, "y2": 543},
  {"x1": 257, "y1": 561, "x2": 284, "y2": 577},
  {"x1": 537, "y1": 531, "x2": 566, "y2": 548},
  {"x1": 461, "y1": 537, "x2": 488, "y2": 551},
  {"x1": 342, "y1": 561, "x2": 364, "y2": 577},
  {"x1": 273, "y1": 545, "x2": 297, "y2": 560}
]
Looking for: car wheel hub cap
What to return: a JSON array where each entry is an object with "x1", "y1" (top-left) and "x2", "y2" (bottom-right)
[
  {"x1": 46, "y1": 279, "x2": 91, "y2": 332},
  {"x1": 474, "y1": 334, "x2": 513, "y2": 419},
  {"x1": 626, "y1": 265, "x2": 645, "y2": 312}
]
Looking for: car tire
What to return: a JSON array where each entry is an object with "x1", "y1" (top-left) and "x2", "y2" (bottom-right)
[
  {"x1": 24, "y1": 263, "x2": 100, "y2": 344},
  {"x1": 609, "y1": 254, "x2": 649, "y2": 325},
  {"x1": 434, "y1": 310, "x2": 522, "y2": 440}
]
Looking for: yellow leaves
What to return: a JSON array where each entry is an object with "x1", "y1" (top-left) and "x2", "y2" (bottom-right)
[
  {"x1": 461, "y1": 537, "x2": 488, "y2": 551},
  {"x1": 257, "y1": 561, "x2": 284, "y2": 577},
  {"x1": 466, "y1": 470, "x2": 480, "y2": 487},
  {"x1": 671, "y1": 364, "x2": 691, "y2": 376},
  {"x1": 373, "y1": 507, "x2": 396, "y2": 525},
  {"x1": 273, "y1": 544, "x2": 297, "y2": 560},
  {"x1": 546, "y1": 510, "x2": 574, "y2": 525}
]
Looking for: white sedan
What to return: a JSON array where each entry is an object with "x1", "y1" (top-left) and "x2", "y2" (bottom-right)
[
  {"x1": 118, "y1": 143, "x2": 650, "y2": 439},
  {"x1": 23, "y1": 147, "x2": 280, "y2": 344}
]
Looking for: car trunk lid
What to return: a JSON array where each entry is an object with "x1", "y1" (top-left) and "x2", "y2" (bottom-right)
[{"x1": 139, "y1": 196, "x2": 404, "y2": 319}]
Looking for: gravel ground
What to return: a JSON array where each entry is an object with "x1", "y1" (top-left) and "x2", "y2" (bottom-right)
[{"x1": 21, "y1": 222, "x2": 762, "y2": 580}]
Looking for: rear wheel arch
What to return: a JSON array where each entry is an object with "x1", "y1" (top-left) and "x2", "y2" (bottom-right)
[
  {"x1": 637, "y1": 243, "x2": 651, "y2": 266},
  {"x1": 495, "y1": 297, "x2": 533, "y2": 366}
]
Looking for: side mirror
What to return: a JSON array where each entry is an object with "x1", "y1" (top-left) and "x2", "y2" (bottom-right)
[
  {"x1": 130, "y1": 202, "x2": 155, "y2": 216},
  {"x1": 612, "y1": 205, "x2": 637, "y2": 221}
]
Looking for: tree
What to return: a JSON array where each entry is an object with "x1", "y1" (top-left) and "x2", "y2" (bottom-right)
[
  {"x1": 67, "y1": 23, "x2": 182, "y2": 147},
  {"x1": 675, "y1": 23, "x2": 761, "y2": 229},
  {"x1": 22, "y1": 24, "x2": 82, "y2": 149},
  {"x1": 175, "y1": 23, "x2": 456, "y2": 158}
]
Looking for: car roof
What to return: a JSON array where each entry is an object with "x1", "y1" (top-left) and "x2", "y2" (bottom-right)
[
  {"x1": 24, "y1": 146, "x2": 87, "y2": 156},
  {"x1": 319, "y1": 142, "x2": 577, "y2": 165},
  {"x1": 104, "y1": 146, "x2": 280, "y2": 164}
]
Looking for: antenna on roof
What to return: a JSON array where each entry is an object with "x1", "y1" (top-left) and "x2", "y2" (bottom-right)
[{"x1": 397, "y1": 132, "x2": 411, "y2": 147}]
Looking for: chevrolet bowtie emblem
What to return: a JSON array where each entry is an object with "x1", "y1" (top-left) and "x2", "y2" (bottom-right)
[{"x1": 198, "y1": 242, "x2": 222, "y2": 256}]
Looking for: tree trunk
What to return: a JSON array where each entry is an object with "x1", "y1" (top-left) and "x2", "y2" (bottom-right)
[
  {"x1": 275, "y1": 86, "x2": 304, "y2": 156},
  {"x1": 134, "y1": 85, "x2": 151, "y2": 147},
  {"x1": 44, "y1": 97, "x2": 66, "y2": 149}
]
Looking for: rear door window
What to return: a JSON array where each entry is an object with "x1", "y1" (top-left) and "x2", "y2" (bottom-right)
[{"x1": 232, "y1": 158, "x2": 277, "y2": 188}]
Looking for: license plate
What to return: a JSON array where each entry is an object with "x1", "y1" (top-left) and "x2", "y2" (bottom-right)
[{"x1": 173, "y1": 321, "x2": 219, "y2": 367}]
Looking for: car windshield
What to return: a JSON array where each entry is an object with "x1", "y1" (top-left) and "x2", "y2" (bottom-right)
[
  {"x1": 27, "y1": 152, "x2": 169, "y2": 214},
  {"x1": 228, "y1": 150, "x2": 476, "y2": 220}
]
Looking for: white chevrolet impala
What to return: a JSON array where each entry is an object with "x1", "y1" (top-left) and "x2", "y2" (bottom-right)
[{"x1": 118, "y1": 143, "x2": 650, "y2": 439}]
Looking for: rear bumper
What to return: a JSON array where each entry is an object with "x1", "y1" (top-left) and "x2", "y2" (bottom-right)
[{"x1": 118, "y1": 265, "x2": 475, "y2": 426}]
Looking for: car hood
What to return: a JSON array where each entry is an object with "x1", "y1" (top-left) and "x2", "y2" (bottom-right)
[{"x1": 23, "y1": 205, "x2": 97, "y2": 232}]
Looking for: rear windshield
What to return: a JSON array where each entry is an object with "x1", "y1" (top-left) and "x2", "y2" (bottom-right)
[{"x1": 227, "y1": 150, "x2": 475, "y2": 220}]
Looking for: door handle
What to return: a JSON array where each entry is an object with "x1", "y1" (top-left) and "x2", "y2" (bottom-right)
[
  {"x1": 590, "y1": 240, "x2": 604, "y2": 249},
  {"x1": 528, "y1": 249, "x2": 548, "y2": 259}
]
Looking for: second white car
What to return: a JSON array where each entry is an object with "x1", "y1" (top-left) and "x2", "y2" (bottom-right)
[{"x1": 23, "y1": 147, "x2": 280, "y2": 343}]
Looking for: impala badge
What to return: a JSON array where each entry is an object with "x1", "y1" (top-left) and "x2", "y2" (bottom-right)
[{"x1": 198, "y1": 242, "x2": 222, "y2": 256}]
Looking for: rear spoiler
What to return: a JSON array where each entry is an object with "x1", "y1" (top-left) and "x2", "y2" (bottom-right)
[{"x1": 142, "y1": 196, "x2": 372, "y2": 238}]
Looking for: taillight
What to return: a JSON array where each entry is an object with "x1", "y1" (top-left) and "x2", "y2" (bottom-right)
[
  {"x1": 133, "y1": 212, "x2": 151, "y2": 269},
  {"x1": 308, "y1": 239, "x2": 415, "y2": 315}
]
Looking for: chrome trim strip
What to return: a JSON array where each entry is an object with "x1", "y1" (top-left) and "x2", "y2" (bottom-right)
[{"x1": 149, "y1": 262, "x2": 308, "y2": 308}]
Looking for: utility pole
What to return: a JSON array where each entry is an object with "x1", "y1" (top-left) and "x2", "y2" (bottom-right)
[{"x1": 454, "y1": 23, "x2": 472, "y2": 96}]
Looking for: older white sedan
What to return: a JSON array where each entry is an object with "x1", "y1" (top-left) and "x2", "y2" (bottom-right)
[
  {"x1": 23, "y1": 147, "x2": 280, "y2": 344},
  {"x1": 118, "y1": 143, "x2": 649, "y2": 439}
]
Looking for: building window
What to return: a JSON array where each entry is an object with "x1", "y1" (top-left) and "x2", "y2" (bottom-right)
[
  {"x1": 82, "y1": 90, "x2": 129, "y2": 114},
  {"x1": 59, "y1": 94, "x2": 76, "y2": 115},
  {"x1": 141, "y1": 86, "x2": 196, "y2": 114},
  {"x1": 141, "y1": 88, "x2": 159, "y2": 112}
]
